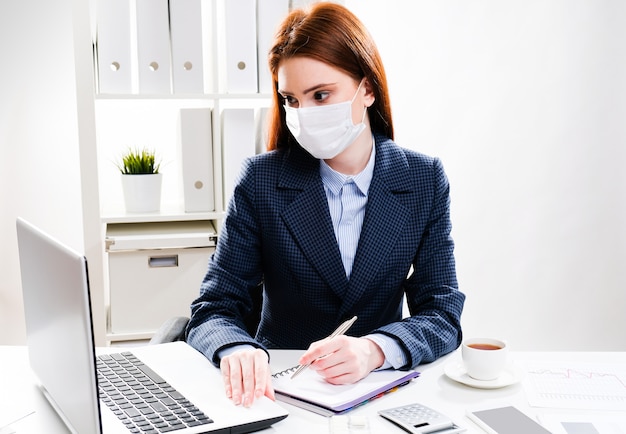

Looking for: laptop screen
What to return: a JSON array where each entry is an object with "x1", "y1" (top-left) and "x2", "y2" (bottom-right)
[{"x1": 16, "y1": 217, "x2": 102, "y2": 433}]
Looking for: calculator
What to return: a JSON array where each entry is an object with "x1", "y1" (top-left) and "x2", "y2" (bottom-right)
[{"x1": 378, "y1": 403, "x2": 465, "y2": 434}]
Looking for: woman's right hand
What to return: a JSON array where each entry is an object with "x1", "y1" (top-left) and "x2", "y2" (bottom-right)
[{"x1": 219, "y1": 347, "x2": 275, "y2": 407}]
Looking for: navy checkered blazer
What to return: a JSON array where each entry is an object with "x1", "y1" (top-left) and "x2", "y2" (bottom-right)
[{"x1": 187, "y1": 134, "x2": 465, "y2": 369}]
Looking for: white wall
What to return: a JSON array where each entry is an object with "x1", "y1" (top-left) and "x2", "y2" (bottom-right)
[
  {"x1": 0, "y1": 0, "x2": 87, "y2": 344},
  {"x1": 1, "y1": 1, "x2": 625, "y2": 351},
  {"x1": 347, "y1": 0, "x2": 626, "y2": 350}
]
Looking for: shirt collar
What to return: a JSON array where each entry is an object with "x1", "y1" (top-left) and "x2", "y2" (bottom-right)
[{"x1": 320, "y1": 136, "x2": 376, "y2": 196}]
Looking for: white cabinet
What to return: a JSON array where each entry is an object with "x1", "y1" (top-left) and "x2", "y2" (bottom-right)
[{"x1": 105, "y1": 221, "x2": 217, "y2": 341}]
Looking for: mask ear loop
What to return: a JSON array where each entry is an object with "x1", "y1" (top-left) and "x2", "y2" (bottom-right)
[
  {"x1": 351, "y1": 79, "x2": 368, "y2": 125},
  {"x1": 350, "y1": 79, "x2": 365, "y2": 104}
]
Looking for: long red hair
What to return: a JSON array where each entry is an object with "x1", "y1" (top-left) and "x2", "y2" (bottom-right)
[{"x1": 265, "y1": 3, "x2": 394, "y2": 151}]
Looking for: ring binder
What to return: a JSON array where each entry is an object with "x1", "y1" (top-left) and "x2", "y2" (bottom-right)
[
  {"x1": 179, "y1": 108, "x2": 215, "y2": 212},
  {"x1": 170, "y1": 0, "x2": 205, "y2": 94},
  {"x1": 272, "y1": 365, "x2": 299, "y2": 378},
  {"x1": 221, "y1": 108, "x2": 256, "y2": 208},
  {"x1": 256, "y1": 0, "x2": 289, "y2": 94},
  {"x1": 223, "y1": 0, "x2": 258, "y2": 93},
  {"x1": 136, "y1": 0, "x2": 172, "y2": 94},
  {"x1": 96, "y1": 0, "x2": 132, "y2": 94}
]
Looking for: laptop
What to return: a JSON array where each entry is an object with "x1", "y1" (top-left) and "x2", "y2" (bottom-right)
[{"x1": 16, "y1": 217, "x2": 288, "y2": 433}]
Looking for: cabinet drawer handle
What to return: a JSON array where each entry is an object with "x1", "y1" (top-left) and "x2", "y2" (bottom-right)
[{"x1": 148, "y1": 255, "x2": 178, "y2": 268}]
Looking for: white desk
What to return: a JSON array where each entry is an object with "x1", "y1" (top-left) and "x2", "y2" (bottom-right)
[{"x1": 1, "y1": 346, "x2": 624, "y2": 433}]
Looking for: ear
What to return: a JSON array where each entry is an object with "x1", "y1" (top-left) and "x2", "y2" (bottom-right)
[{"x1": 362, "y1": 77, "x2": 376, "y2": 107}]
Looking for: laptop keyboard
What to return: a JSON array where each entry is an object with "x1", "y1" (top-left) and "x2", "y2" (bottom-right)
[{"x1": 97, "y1": 352, "x2": 213, "y2": 433}]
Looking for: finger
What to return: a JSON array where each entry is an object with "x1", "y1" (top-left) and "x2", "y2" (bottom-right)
[
  {"x1": 299, "y1": 337, "x2": 342, "y2": 366},
  {"x1": 314, "y1": 354, "x2": 359, "y2": 383},
  {"x1": 239, "y1": 352, "x2": 255, "y2": 407},
  {"x1": 220, "y1": 357, "x2": 233, "y2": 399},
  {"x1": 250, "y1": 350, "x2": 274, "y2": 402},
  {"x1": 310, "y1": 337, "x2": 350, "y2": 369},
  {"x1": 253, "y1": 350, "x2": 269, "y2": 400},
  {"x1": 265, "y1": 368, "x2": 276, "y2": 401},
  {"x1": 311, "y1": 350, "x2": 350, "y2": 376},
  {"x1": 297, "y1": 345, "x2": 318, "y2": 366},
  {"x1": 226, "y1": 356, "x2": 244, "y2": 406}
]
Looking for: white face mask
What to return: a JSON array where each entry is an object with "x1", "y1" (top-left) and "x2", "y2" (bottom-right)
[{"x1": 284, "y1": 80, "x2": 367, "y2": 159}]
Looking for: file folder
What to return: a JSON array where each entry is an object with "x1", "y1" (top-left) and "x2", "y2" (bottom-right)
[
  {"x1": 256, "y1": 0, "x2": 289, "y2": 94},
  {"x1": 96, "y1": 0, "x2": 132, "y2": 94},
  {"x1": 179, "y1": 108, "x2": 215, "y2": 212},
  {"x1": 222, "y1": 108, "x2": 256, "y2": 207},
  {"x1": 256, "y1": 107, "x2": 270, "y2": 154},
  {"x1": 223, "y1": 0, "x2": 258, "y2": 93},
  {"x1": 291, "y1": 0, "x2": 314, "y2": 9},
  {"x1": 170, "y1": 0, "x2": 205, "y2": 94},
  {"x1": 136, "y1": 0, "x2": 172, "y2": 94}
]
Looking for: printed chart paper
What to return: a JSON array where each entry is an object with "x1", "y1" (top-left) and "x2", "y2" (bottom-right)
[{"x1": 522, "y1": 361, "x2": 626, "y2": 411}]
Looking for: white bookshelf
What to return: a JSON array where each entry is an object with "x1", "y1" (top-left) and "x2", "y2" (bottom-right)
[{"x1": 93, "y1": 0, "x2": 281, "y2": 344}]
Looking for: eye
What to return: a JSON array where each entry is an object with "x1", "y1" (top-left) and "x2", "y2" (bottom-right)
[
  {"x1": 281, "y1": 94, "x2": 299, "y2": 108},
  {"x1": 313, "y1": 91, "x2": 330, "y2": 103}
]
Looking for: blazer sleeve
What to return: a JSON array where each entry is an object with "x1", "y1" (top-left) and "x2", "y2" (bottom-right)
[
  {"x1": 372, "y1": 156, "x2": 465, "y2": 368},
  {"x1": 186, "y1": 157, "x2": 267, "y2": 366}
]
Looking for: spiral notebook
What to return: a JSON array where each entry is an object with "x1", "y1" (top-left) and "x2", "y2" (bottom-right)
[{"x1": 272, "y1": 365, "x2": 420, "y2": 417}]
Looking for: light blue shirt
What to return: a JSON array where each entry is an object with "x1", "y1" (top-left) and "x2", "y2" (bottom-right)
[
  {"x1": 220, "y1": 139, "x2": 407, "y2": 370},
  {"x1": 320, "y1": 140, "x2": 406, "y2": 370},
  {"x1": 319, "y1": 150, "x2": 372, "y2": 279}
]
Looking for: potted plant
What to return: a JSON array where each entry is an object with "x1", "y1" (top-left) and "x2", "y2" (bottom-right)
[{"x1": 117, "y1": 147, "x2": 163, "y2": 213}]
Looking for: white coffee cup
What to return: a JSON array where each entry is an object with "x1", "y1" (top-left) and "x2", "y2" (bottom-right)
[{"x1": 461, "y1": 337, "x2": 508, "y2": 381}]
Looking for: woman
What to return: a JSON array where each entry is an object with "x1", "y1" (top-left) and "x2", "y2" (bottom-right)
[{"x1": 186, "y1": 3, "x2": 465, "y2": 407}]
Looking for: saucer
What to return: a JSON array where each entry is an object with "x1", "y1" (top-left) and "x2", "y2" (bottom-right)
[{"x1": 444, "y1": 361, "x2": 524, "y2": 389}]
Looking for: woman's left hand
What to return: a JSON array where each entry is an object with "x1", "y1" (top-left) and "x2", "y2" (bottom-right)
[{"x1": 297, "y1": 336, "x2": 385, "y2": 384}]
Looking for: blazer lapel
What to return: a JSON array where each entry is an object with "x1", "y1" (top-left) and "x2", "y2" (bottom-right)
[
  {"x1": 279, "y1": 148, "x2": 349, "y2": 298},
  {"x1": 339, "y1": 138, "x2": 414, "y2": 317}
]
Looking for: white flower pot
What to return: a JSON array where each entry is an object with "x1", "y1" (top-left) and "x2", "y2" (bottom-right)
[{"x1": 121, "y1": 173, "x2": 163, "y2": 213}]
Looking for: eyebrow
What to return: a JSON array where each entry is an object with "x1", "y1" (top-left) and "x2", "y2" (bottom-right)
[{"x1": 278, "y1": 82, "x2": 338, "y2": 96}]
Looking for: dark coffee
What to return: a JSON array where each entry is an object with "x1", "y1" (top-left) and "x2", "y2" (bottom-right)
[{"x1": 468, "y1": 343, "x2": 502, "y2": 351}]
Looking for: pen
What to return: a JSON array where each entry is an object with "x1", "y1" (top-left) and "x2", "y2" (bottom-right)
[{"x1": 290, "y1": 315, "x2": 358, "y2": 380}]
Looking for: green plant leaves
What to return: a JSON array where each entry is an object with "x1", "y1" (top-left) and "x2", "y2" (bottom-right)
[{"x1": 117, "y1": 148, "x2": 161, "y2": 174}]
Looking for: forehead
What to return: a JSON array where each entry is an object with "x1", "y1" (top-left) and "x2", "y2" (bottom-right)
[{"x1": 277, "y1": 57, "x2": 351, "y2": 92}]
